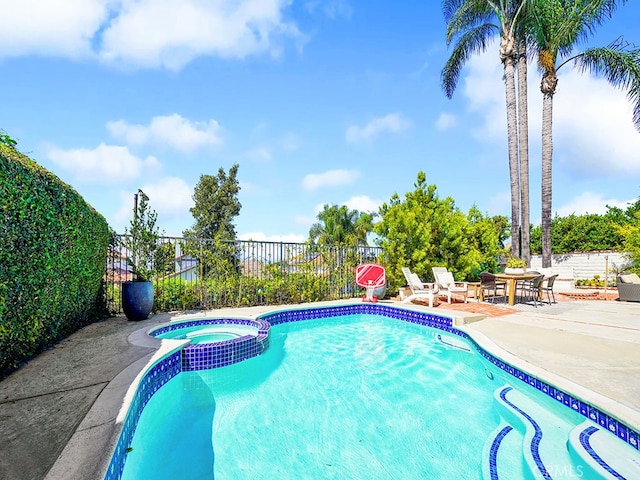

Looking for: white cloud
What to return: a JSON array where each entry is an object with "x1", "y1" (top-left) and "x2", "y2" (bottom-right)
[
  {"x1": 0, "y1": 1, "x2": 301, "y2": 70},
  {"x1": 345, "y1": 113, "x2": 411, "y2": 144},
  {"x1": 141, "y1": 177, "x2": 194, "y2": 219},
  {"x1": 555, "y1": 192, "x2": 634, "y2": 217},
  {"x1": 552, "y1": 69, "x2": 640, "y2": 176},
  {"x1": 302, "y1": 169, "x2": 360, "y2": 190},
  {"x1": 114, "y1": 177, "x2": 194, "y2": 230},
  {"x1": 239, "y1": 231, "x2": 306, "y2": 243},
  {"x1": 107, "y1": 114, "x2": 222, "y2": 152},
  {"x1": 46, "y1": 143, "x2": 160, "y2": 183},
  {"x1": 462, "y1": 45, "x2": 640, "y2": 177},
  {"x1": 344, "y1": 195, "x2": 381, "y2": 213},
  {"x1": 462, "y1": 48, "x2": 507, "y2": 143},
  {"x1": 435, "y1": 113, "x2": 457, "y2": 131},
  {"x1": 100, "y1": 0, "x2": 302, "y2": 69},
  {"x1": 0, "y1": 0, "x2": 109, "y2": 59}
]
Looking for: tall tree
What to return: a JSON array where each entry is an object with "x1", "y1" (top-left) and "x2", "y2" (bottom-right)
[
  {"x1": 374, "y1": 172, "x2": 504, "y2": 288},
  {"x1": 308, "y1": 204, "x2": 374, "y2": 246},
  {"x1": 516, "y1": 35, "x2": 531, "y2": 265},
  {"x1": 530, "y1": 0, "x2": 640, "y2": 266},
  {"x1": 442, "y1": 0, "x2": 529, "y2": 260},
  {"x1": 184, "y1": 164, "x2": 242, "y2": 278},
  {"x1": 184, "y1": 164, "x2": 241, "y2": 241}
]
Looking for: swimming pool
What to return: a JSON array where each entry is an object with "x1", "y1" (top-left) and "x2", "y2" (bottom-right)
[{"x1": 105, "y1": 304, "x2": 640, "y2": 479}]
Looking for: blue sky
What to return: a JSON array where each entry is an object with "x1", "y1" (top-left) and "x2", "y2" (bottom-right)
[{"x1": 2, "y1": 1, "x2": 640, "y2": 242}]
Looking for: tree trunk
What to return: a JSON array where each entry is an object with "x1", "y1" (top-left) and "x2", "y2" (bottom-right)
[
  {"x1": 541, "y1": 73, "x2": 557, "y2": 268},
  {"x1": 517, "y1": 40, "x2": 530, "y2": 266},
  {"x1": 502, "y1": 38, "x2": 520, "y2": 259}
]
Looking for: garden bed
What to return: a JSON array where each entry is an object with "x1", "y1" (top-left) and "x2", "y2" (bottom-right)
[{"x1": 559, "y1": 291, "x2": 619, "y2": 301}]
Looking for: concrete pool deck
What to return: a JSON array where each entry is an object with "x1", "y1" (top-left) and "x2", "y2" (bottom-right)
[{"x1": 1, "y1": 297, "x2": 639, "y2": 480}]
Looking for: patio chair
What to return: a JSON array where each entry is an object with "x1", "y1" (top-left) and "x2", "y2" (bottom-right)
[
  {"x1": 516, "y1": 274, "x2": 545, "y2": 307},
  {"x1": 541, "y1": 274, "x2": 558, "y2": 304},
  {"x1": 478, "y1": 272, "x2": 507, "y2": 303},
  {"x1": 617, "y1": 274, "x2": 640, "y2": 302},
  {"x1": 401, "y1": 267, "x2": 439, "y2": 307},
  {"x1": 432, "y1": 267, "x2": 468, "y2": 304}
]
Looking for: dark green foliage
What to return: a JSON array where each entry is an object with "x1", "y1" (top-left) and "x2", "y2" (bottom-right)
[
  {"x1": 530, "y1": 207, "x2": 628, "y2": 254},
  {"x1": 152, "y1": 271, "x2": 332, "y2": 311},
  {"x1": 0, "y1": 145, "x2": 109, "y2": 377},
  {"x1": 183, "y1": 164, "x2": 242, "y2": 280},
  {"x1": 153, "y1": 279, "x2": 200, "y2": 312},
  {"x1": 184, "y1": 164, "x2": 241, "y2": 241},
  {"x1": 374, "y1": 172, "x2": 507, "y2": 289},
  {"x1": 309, "y1": 204, "x2": 375, "y2": 246}
]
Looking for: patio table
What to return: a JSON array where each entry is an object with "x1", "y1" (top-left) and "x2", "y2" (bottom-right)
[{"x1": 494, "y1": 272, "x2": 540, "y2": 306}]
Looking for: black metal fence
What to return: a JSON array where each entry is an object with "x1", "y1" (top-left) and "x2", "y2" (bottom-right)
[{"x1": 105, "y1": 235, "x2": 384, "y2": 314}]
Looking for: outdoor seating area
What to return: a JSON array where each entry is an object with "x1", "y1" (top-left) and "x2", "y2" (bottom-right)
[{"x1": 399, "y1": 267, "x2": 564, "y2": 308}]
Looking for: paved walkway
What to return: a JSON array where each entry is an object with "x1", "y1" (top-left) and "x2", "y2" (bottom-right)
[{"x1": 1, "y1": 297, "x2": 639, "y2": 480}]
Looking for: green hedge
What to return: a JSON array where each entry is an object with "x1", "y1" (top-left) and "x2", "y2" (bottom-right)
[
  {"x1": 0, "y1": 145, "x2": 110, "y2": 377},
  {"x1": 152, "y1": 271, "x2": 339, "y2": 312}
]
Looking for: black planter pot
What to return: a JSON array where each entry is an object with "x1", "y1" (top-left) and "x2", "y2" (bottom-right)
[{"x1": 122, "y1": 281, "x2": 154, "y2": 321}]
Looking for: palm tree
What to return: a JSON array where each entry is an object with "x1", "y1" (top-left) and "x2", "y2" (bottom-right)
[
  {"x1": 516, "y1": 35, "x2": 532, "y2": 266},
  {"x1": 442, "y1": 0, "x2": 529, "y2": 260},
  {"x1": 530, "y1": 0, "x2": 640, "y2": 266},
  {"x1": 309, "y1": 204, "x2": 374, "y2": 246}
]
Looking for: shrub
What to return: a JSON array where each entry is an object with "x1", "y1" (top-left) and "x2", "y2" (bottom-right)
[
  {"x1": 154, "y1": 279, "x2": 200, "y2": 312},
  {"x1": 0, "y1": 145, "x2": 109, "y2": 377}
]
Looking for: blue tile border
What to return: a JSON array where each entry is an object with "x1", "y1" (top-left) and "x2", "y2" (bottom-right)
[
  {"x1": 499, "y1": 386, "x2": 551, "y2": 479},
  {"x1": 150, "y1": 318, "x2": 271, "y2": 371},
  {"x1": 469, "y1": 323, "x2": 640, "y2": 453},
  {"x1": 104, "y1": 350, "x2": 181, "y2": 480},
  {"x1": 489, "y1": 425, "x2": 513, "y2": 480},
  {"x1": 257, "y1": 303, "x2": 454, "y2": 331},
  {"x1": 104, "y1": 303, "x2": 640, "y2": 480},
  {"x1": 579, "y1": 426, "x2": 626, "y2": 480}
]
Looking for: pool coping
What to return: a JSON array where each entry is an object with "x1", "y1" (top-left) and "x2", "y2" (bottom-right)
[{"x1": 41, "y1": 300, "x2": 640, "y2": 480}]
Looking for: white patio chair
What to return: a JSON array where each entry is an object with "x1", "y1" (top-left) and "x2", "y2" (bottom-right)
[
  {"x1": 432, "y1": 267, "x2": 468, "y2": 304},
  {"x1": 401, "y1": 267, "x2": 439, "y2": 307}
]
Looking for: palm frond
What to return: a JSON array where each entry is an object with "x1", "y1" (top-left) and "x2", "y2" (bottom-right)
[
  {"x1": 442, "y1": 23, "x2": 498, "y2": 98},
  {"x1": 443, "y1": 0, "x2": 467, "y2": 22},
  {"x1": 445, "y1": 0, "x2": 495, "y2": 44}
]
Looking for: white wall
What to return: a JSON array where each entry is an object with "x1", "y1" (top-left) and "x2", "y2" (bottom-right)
[{"x1": 529, "y1": 251, "x2": 628, "y2": 281}]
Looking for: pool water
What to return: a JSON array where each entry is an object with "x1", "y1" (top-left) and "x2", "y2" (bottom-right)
[
  {"x1": 154, "y1": 324, "x2": 257, "y2": 344},
  {"x1": 122, "y1": 314, "x2": 521, "y2": 479}
]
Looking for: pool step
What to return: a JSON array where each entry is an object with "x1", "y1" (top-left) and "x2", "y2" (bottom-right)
[
  {"x1": 567, "y1": 420, "x2": 640, "y2": 479},
  {"x1": 482, "y1": 421, "x2": 526, "y2": 480},
  {"x1": 488, "y1": 384, "x2": 579, "y2": 479}
]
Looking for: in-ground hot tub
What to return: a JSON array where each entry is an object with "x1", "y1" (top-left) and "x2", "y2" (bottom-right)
[
  {"x1": 151, "y1": 321, "x2": 259, "y2": 344},
  {"x1": 149, "y1": 318, "x2": 271, "y2": 370}
]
